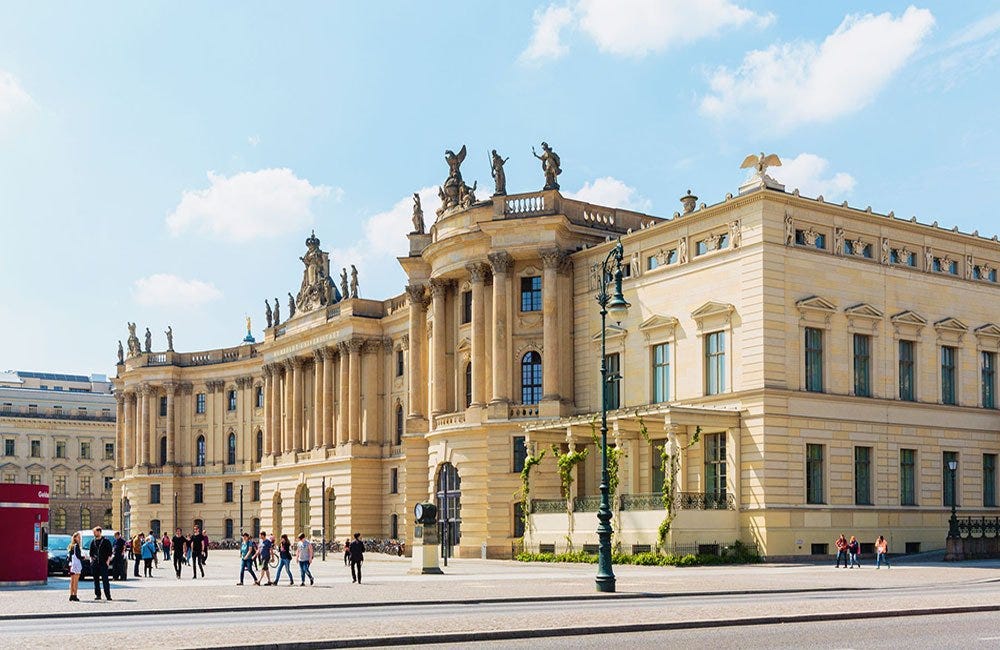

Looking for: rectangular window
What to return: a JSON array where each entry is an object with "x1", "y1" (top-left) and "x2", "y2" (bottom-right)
[
  {"x1": 55, "y1": 441, "x2": 66, "y2": 459},
  {"x1": 604, "y1": 352, "x2": 621, "y2": 409},
  {"x1": 855, "y1": 446, "x2": 872, "y2": 505},
  {"x1": 227, "y1": 390, "x2": 237, "y2": 411},
  {"x1": 196, "y1": 393, "x2": 206, "y2": 414},
  {"x1": 899, "y1": 340, "x2": 915, "y2": 401},
  {"x1": 396, "y1": 349, "x2": 404, "y2": 377},
  {"x1": 806, "y1": 444, "x2": 824, "y2": 504},
  {"x1": 942, "y1": 346, "x2": 957, "y2": 405},
  {"x1": 104, "y1": 442, "x2": 115, "y2": 460},
  {"x1": 193, "y1": 483, "x2": 204, "y2": 504},
  {"x1": 512, "y1": 436, "x2": 528, "y2": 473},
  {"x1": 652, "y1": 343, "x2": 670, "y2": 403},
  {"x1": 853, "y1": 334, "x2": 871, "y2": 397},
  {"x1": 900, "y1": 448, "x2": 916, "y2": 505},
  {"x1": 982, "y1": 351, "x2": 996, "y2": 408},
  {"x1": 804, "y1": 327, "x2": 824, "y2": 392},
  {"x1": 80, "y1": 442, "x2": 91, "y2": 460},
  {"x1": 150, "y1": 484, "x2": 161, "y2": 504},
  {"x1": 390, "y1": 468, "x2": 399, "y2": 494},
  {"x1": 984, "y1": 454, "x2": 997, "y2": 508},
  {"x1": 54, "y1": 475, "x2": 66, "y2": 495},
  {"x1": 651, "y1": 442, "x2": 665, "y2": 493},
  {"x1": 30, "y1": 440, "x2": 41, "y2": 458},
  {"x1": 520, "y1": 276, "x2": 542, "y2": 312},
  {"x1": 4, "y1": 473, "x2": 14, "y2": 483},
  {"x1": 80, "y1": 475, "x2": 91, "y2": 495},
  {"x1": 252, "y1": 480, "x2": 260, "y2": 501},
  {"x1": 104, "y1": 476, "x2": 113, "y2": 492},
  {"x1": 943, "y1": 451, "x2": 958, "y2": 507},
  {"x1": 255, "y1": 386, "x2": 264, "y2": 408},
  {"x1": 705, "y1": 331, "x2": 726, "y2": 395},
  {"x1": 704, "y1": 433, "x2": 727, "y2": 498},
  {"x1": 3, "y1": 439, "x2": 13, "y2": 456},
  {"x1": 646, "y1": 255, "x2": 659, "y2": 271},
  {"x1": 159, "y1": 396, "x2": 167, "y2": 417},
  {"x1": 513, "y1": 501, "x2": 525, "y2": 538},
  {"x1": 460, "y1": 290, "x2": 472, "y2": 324},
  {"x1": 29, "y1": 474, "x2": 41, "y2": 485},
  {"x1": 224, "y1": 482, "x2": 233, "y2": 502}
]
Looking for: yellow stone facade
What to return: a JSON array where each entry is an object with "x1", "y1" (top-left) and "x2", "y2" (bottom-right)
[{"x1": 114, "y1": 183, "x2": 1000, "y2": 558}]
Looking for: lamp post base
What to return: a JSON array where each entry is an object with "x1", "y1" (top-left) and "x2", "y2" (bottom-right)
[{"x1": 595, "y1": 574, "x2": 616, "y2": 593}]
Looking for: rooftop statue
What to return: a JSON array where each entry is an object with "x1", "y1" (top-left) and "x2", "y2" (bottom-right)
[
  {"x1": 350, "y1": 264, "x2": 359, "y2": 299},
  {"x1": 288, "y1": 292, "x2": 296, "y2": 318},
  {"x1": 739, "y1": 152, "x2": 784, "y2": 193},
  {"x1": 490, "y1": 149, "x2": 509, "y2": 196},
  {"x1": 340, "y1": 268, "x2": 349, "y2": 300},
  {"x1": 117, "y1": 340, "x2": 124, "y2": 365},
  {"x1": 437, "y1": 144, "x2": 478, "y2": 216},
  {"x1": 165, "y1": 325, "x2": 173, "y2": 352},
  {"x1": 293, "y1": 230, "x2": 335, "y2": 314},
  {"x1": 532, "y1": 141, "x2": 561, "y2": 190},
  {"x1": 144, "y1": 327, "x2": 152, "y2": 353},
  {"x1": 126, "y1": 322, "x2": 141, "y2": 358},
  {"x1": 273, "y1": 297, "x2": 281, "y2": 326},
  {"x1": 265, "y1": 300, "x2": 273, "y2": 328},
  {"x1": 411, "y1": 193, "x2": 425, "y2": 234}
]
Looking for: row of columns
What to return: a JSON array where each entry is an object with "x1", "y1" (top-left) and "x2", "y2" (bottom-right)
[{"x1": 116, "y1": 381, "x2": 186, "y2": 470}]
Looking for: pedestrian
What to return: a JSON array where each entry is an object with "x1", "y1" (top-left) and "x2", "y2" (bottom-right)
[
  {"x1": 296, "y1": 533, "x2": 314, "y2": 586},
  {"x1": 834, "y1": 534, "x2": 849, "y2": 568},
  {"x1": 184, "y1": 533, "x2": 192, "y2": 565},
  {"x1": 875, "y1": 535, "x2": 891, "y2": 569},
  {"x1": 112, "y1": 531, "x2": 127, "y2": 581},
  {"x1": 256, "y1": 531, "x2": 274, "y2": 586},
  {"x1": 149, "y1": 530, "x2": 159, "y2": 569},
  {"x1": 343, "y1": 538, "x2": 351, "y2": 566},
  {"x1": 67, "y1": 532, "x2": 83, "y2": 602},
  {"x1": 171, "y1": 528, "x2": 187, "y2": 579},
  {"x1": 162, "y1": 533, "x2": 171, "y2": 562},
  {"x1": 190, "y1": 525, "x2": 207, "y2": 579},
  {"x1": 88, "y1": 526, "x2": 113, "y2": 601},
  {"x1": 848, "y1": 535, "x2": 861, "y2": 568},
  {"x1": 132, "y1": 533, "x2": 144, "y2": 577},
  {"x1": 238, "y1": 533, "x2": 259, "y2": 586},
  {"x1": 348, "y1": 532, "x2": 364, "y2": 584},
  {"x1": 141, "y1": 534, "x2": 156, "y2": 577},
  {"x1": 275, "y1": 534, "x2": 294, "y2": 586}
]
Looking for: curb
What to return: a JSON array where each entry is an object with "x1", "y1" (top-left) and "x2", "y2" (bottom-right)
[
  {"x1": 0, "y1": 585, "x2": 874, "y2": 622},
  {"x1": 200, "y1": 604, "x2": 1000, "y2": 649}
]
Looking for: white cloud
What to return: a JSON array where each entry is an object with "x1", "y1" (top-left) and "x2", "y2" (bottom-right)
[
  {"x1": 771, "y1": 153, "x2": 856, "y2": 200},
  {"x1": 248, "y1": 134, "x2": 261, "y2": 147},
  {"x1": 578, "y1": 0, "x2": 773, "y2": 57},
  {"x1": 133, "y1": 274, "x2": 223, "y2": 308},
  {"x1": 567, "y1": 176, "x2": 652, "y2": 212},
  {"x1": 166, "y1": 168, "x2": 334, "y2": 241},
  {"x1": 0, "y1": 70, "x2": 32, "y2": 117},
  {"x1": 700, "y1": 6, "x2": 935, "y2": 131},
  {"x1": 519, "y1": 4, "x2": 575, "y2": 63}
]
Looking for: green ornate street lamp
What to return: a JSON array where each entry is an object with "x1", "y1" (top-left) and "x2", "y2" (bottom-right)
[
  {"x1": 595, "y1": 239, "x2": 630, "y2": 593},
  {"x1": 947, "y1": 459, "x2": 960, "y2": 539}
]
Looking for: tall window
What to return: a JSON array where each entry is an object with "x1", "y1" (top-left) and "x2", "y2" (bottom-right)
[
  {"x1": 943, "y1": 451, "x2": 958, "y2": 507},
  {"x1": 227, "y1": 389, "x2": 237, "y2": 411},
  {"x1": 157, "y1": 396, "x2": 166, "y2": 417},
  {"x1": 81, "y1": 442, "x2": 91, "y2": 459},
  {"x1": 30, "y1": 440, "x2": 41, "y2": 457},
  {"x1": 982, "y1": 351, "x2": 996, "y2": 409},
  {"x1": 806, "y1": 443, "x2": 824, "y2": 504},
  {"x1": 705, "y1": 331, "x2": 726, "y2": 395},
  {"x1": 54, "y1": 475, "x2": 67, "y2": 495},
  {"x1": 104, "y1": 442, "x2": 115, "y2": 460},
  {"x1": 80, "y1": 508, "x2": 91, "y2": 529},
  {"x1": 853, "y1": 334, "x2": 871, "y2": 397},
  {"x1": 390, "y1": 468, "x2": 399, "y2": 494},
  {"x1": 396, "y1": 349, "x2": 404, "y2": 377},
  {"x1": 855, "y1": 446, "x2": 872, "y2": 505},
  {"x1": 224, "y1": 482, "x2": 234, "y2": 503},
  {"x1": 252, "y1": 480, "x2": 260, "y2": 501},
  {"x1": 159, "y1": 436, "x2": 167, "y2": 466},
  {"x1": 193, "y1": 483, "x2": 204, "y2": 504},
  {"x1": 521, "y1": 351, "x2": 542, "y2": 405},
  {"x1": 704, "y1": 433, "x2": 727, "y2": 499},
  {"x1": 150, "y1": 483, "x2": 161, "y2": 504},
  {"x1": 652, "y1": 343, "x2": 670, "y2": 403},
  {"x1": 804, "y1": 327, "x2": 823, "y2": 392},
  {"x1": 255, "y1": 386, "x2": 264, "y2": 408},
  {"x1": 195, "y1": 393, "x2": 206, "y2": 414},
  {"x1": 899, "y1": 340, "x2": 915, "y2": 401},
  {"x1": 512, "y1": 436, "x2": 528, "y2": 473},
  {"x1": 604, "y1": 352, "x2": 621, "y2": 410},
  {"x1": 255, "y1": 430, "x2": 263, "y2": 463},
  {"x1": 224, "y1": 518, "x2": 234, "y2": 540},
  {"x1": 520, "y1": 276, "x2": 541, "y2": 312},
  {"x1": 464, "y1": 362, "x2": 472, "y2": 408},
  {"x1": 941, "y1": 346, "x2": 957, "y2": 405},
  {"x1": 80, "y1": 475, "x2": 91, "y2": 495},
  {"x1": 900, "y1": 448, "x2": 916, "y2": 505},
  {"x1": 651, "y1": 442, "x2": 665, "y2": 492},
  {"x1": 227, "y1": 433, "x2": 236, "y2": 465},
  {"x1": 56, "y1": 441, "x2": 66, "y2": 459},
  {"x1": 395, "y1": 405, "x2": 404, "y2": 445},
  {"x1": 461, "y1": 290, "x2": 472, "y2": 324},
  {"x1": 984, "y1": 454, "x2": 997, "y2": 508},
  {"x1": 3, "y1": 439, "x2": 13, "y2": 456},
  {"x1": 53, "y1": 508, "x2": 67, "y2": 532},
  {"x1": 195, "y1": 435, "x2": 206, "y2": 467}
]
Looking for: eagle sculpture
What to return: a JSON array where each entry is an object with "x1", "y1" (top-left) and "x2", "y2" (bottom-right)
[{"x1": 740, "y1": 152, "x2": 782, "y2": 176}]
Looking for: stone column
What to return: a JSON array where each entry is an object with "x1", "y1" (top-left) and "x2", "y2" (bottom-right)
[
  {"x1": 292, "y1": 357, "x2": 305, "y2": 452},
  {"x1": 139, "y1": 384, "x2": 150, "y2": 466},
  {"x1": 348, "y1": 338, "x2": 363, "y2": 443},
  {"x1": 148, "y1": 385, "x2": 159, "y2": 465},
  {"x1": 668, "y1": 425, "x2": 688, "y2": 493},
  {"x1": 313, "y1": 351, "x2": 323, "y2": 449},
  {"x1": 429, "y1": 278, "x2": 451, "y2": 416},
  {"x1": 282, "y1": 359, "x2": 294, "y2": 453},
  {"x1": 165, "y1": 383, "x2": 177, "y2": 465},
  {"x1": 361, "y1": 339, "x2": 380, "y2": 444},
  {"x1": 338, "y1": 342, "x2": 349, "y2": 444},
  {"x1": 262, "y1": 365, "x2": 273, "y2": 456},
  {"x1": 540, "y1": 249, "x2": 565, "y2": 402},
  {"x1": 322, "y1": 348, "x2": 335, "y2": 447},
  {"x1": 467, "y1": 262, "x2": 489, "y2": 406},
  {"x1": 115, "y1": 393, "x2": 125, "y2": 471},
  {"x1": 488, "y1": 251, "x2": 514, "y2": 404},
  {"x1": 405, "y1": 284, "x2": 426, "y2": 418},
  {"x1": 123, "y1": 392, "x2": 134, "y2": 468}
]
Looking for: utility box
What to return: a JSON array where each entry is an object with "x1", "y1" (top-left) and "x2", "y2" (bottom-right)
[{"x1": 0, "y1": 483, "x2": 49, "y2": 586}]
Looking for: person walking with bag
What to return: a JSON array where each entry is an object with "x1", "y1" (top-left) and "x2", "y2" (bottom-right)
[
  {"x1": 238, "y1": 533, "x2": 259, "y2": 585},
  {"x1": 162, "y1": 533, "x2": 171, "y2": 562},
  {"x1": 67, "y1": 532, "x2": 83, "y2": 602},
  {"x1": 88, "y1": 526, "x2": 113, "y2": 601},
  {"x1": 875, "y1": 535, "x2": 891, "y2": 569},
  {"x1": 131, "y1": 533, "x2": 143, "y2": 577},
  {"x1": 296, "y1": 533, "x2": 314, "y2": 586},
  {"x1": 848, "y1": 535, "x2": 861, "y2": 568},
  {"x1": 275, "y1": 534, "x2": 294, "y2": 586},
  {"x1": 348, "y1": 532, "x2": 364, "y2": 584}
]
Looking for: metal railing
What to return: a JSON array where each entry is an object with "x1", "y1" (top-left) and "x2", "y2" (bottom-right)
[
  {"x1": 0, "y1": 404, "x2": 115, "y2": 422},
  {"x1": 572, "y1": 495, "x2": 602, "y2": 512},
  {"x1": 531, "y1": 491, "x2": 736, "y2": 514},
  {"x1": 958, "y1": 516, "x2": 1000, "y2": 538}
]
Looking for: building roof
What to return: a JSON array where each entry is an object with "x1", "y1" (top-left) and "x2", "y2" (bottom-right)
[{"x1": 15, "y1": 371, "x2": 92, "y2": 383}]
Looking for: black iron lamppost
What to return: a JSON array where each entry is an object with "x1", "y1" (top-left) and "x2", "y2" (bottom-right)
[
  {"x1": 321, "y1": 476, "x2": 327, "y2": 562},
  {"x1": 172, "y1": 491, "x2": 178, "y2": 533},
  {"x1": 594, "y1": 239, "x2": 630, "y2": 593},
  {"x1": 239, "y1": 485, "x2": 244, "y2": 536},
  {"x1": 947, "y1": 459, "x2": 960, "y2": 539}
]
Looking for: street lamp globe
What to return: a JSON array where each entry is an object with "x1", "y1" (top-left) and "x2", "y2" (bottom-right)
[
  {"x1": 606, "y1": 292, "x2": 630, "y2": 322},
  {"x1": 948, "y1": 460, "x2": 958, "y2": 472}
]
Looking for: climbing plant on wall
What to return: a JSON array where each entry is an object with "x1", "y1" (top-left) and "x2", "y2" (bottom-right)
[
  {"x1": 517, "y1": 446, "x2": 546, "y2": 537},
  {"x1": 551, "y1": 444, "x2": 590, "y2": 546},
  {"x1": 640, "y1": 421, "x2": 701, "y2": 553}
]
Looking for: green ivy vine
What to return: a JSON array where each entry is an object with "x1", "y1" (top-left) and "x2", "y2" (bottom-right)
[
  {"x1": 551, "y1": 444, "x2": 590, "y2": 545},
  {"x1": 517, "y1": 447, "x2": 546, "y2": 537},
  {"x1": 639, "y1": 418, "x2": 701, "y2": 553}
]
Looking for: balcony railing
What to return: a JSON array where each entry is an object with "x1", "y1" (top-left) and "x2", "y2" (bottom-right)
[
  {"x1": 434, "y1": 411, "x2": 466, "y2": 428},
  {"x1": 531, "y1": 491, "x2": 736, "y2": 514},
  {"x1": 0, "y1": 405, "x2": 115, "y2": 423},
  {"x1": 530, "y1": 498, "x2": 566, "y2": 514},
  {"x1": 509, "y1": 403, "x2": 539, "y2": 419},
  {"x1": 572, "y1": 495, "x2": 602, "y2": 512}
]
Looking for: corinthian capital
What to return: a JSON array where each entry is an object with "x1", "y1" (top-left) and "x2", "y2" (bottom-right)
[
  {"x1": 540, "y1": 248, "x2": 568, "y2": 270},
  {"x1": 405, "y1": 283, "x2": 426, "y2": 306},
  {"x1": 488, "y1": 250, "x2": 514, "y2": 275},
  {"x1": 429, "y1": 277, "x2": 454, "y2": 298},
  {"x1": 466, "y1": 261, "x2": 490, "y2": 283},
  {"x1": 347, "y1": 338, "x2": 364, "y2": 354}
]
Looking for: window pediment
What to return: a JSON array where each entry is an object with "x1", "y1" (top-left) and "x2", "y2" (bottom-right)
[
  {"x1": 50, "y1": 462, "x2": 70, "y2": 472},
  {"x1": 592, "y1": 324, "x2": 627, "y2": 341},
  {"x1": 796, "y1": 296, "x2": 836, "y2": 327},
  {"x1": 975, "y1": 323, "x2": 1000, "y2": 338},
  {"x1": 456, "y1": 337, "x2": 471, "y2": 353},
  {"x1": 934, "y1": 317, "x2": 968, "y2": 344},
  {"x1": 0, "y1": 461, "x2": 18, "y2": 470},
  {"x1": 639, "y1": 315, "x2": 679, "y2": 341},
  {"x1": 24, "y1": 462, "x2": 45, "y2": 471},
  {"x1": 890, "y1": 310, "x2": 927, "y2": 339},
  {"x1": 691, "y1": 301, "x2": 735, "y2": 331},
  {"x1": 845, "y1": 303, "x2": 883, "y2": 334}
]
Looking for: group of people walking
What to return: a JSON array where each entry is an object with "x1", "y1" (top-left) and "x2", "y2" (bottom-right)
[
  {"x1": 238, "y1": 531, "x2": 316, "y2": 586},
  {"x1": 834, "y1": 534, "x2": 891, "y2": 568}
]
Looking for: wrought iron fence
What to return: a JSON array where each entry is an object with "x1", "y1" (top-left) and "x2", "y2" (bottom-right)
[
  {"x1": 618, "y1": 491, "x2": 735, "y2": 511},
  {"x1": 958, "y1": 516, "x2": 1000, "y2": 539},
  {"x1": 530, "y1": 498, "x2": 565, "y2": 514},
  {"x1": 572, "y1": 496, "x2": 602, "y2": 512}
]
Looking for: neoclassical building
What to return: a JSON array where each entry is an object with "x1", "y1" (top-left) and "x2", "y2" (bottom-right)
[{"x1": 114, "y1": 160, "x2": 1000, "y2": 558}]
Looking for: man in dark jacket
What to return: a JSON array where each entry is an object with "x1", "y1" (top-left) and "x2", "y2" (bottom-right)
[
  {"x1": 111, "y1": 531, "x2": 127, "y2": 581},
  {"x1": 171, "y1": 528, "x2": 188, "y2": 579},
  {"x1": 348, "y1": 532, "x2": 364, "y2": 584},
  {"x1": 88, "y1": 527, "x2": 113, "y2": 600},
  {"x1": 189, "y1": 525, "x2": 207, "y2": 579}
]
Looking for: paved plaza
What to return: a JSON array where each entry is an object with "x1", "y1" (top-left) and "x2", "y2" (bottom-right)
[{"x1": 2, "y1": 552, "x2": 1000, "y2": 648}]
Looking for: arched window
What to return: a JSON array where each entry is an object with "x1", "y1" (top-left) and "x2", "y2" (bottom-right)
[
  {"x1": 521, "y1": 351, "x2": 542, "y2": 405},
  {"x1": 227, "y1": 432, "x2": 236, "y2": 465},
  {"x1": 195, "y1": 435, "x2": 206, "y2": 467},
  {"x1": 395, "y1": 405, "x2": 404, "y2": 446},
  {"x1": 224, "y1": 518, "x2": 234, "y2": 539},
  {"x1": 159, "y1": 435, "x2": 167, "y2": 467},
  {"x1": 53, "y1": 508, "x2": 67, "y2": 532},
  {"x1": 80, "y1": 507, "x2": 91, "y2": 529},
  {"x1": 255, "y1": 430, "x2": 263, "y2": 463},
  {"x1": 464, "y1": 362, "x2": 472, "y2": 408}
]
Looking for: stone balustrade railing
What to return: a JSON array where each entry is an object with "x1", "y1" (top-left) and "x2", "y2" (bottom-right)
[
  {"x1": 434, "y1": 411, "x2": 466, "y2": 428},
  {"x1": 508, "y1": 403, "x2": 539, "y2": 419}
]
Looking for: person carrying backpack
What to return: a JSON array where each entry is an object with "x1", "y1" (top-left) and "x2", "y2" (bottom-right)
[{"x1": 238, "y1": 533, "x2": 259, "y2": 585}]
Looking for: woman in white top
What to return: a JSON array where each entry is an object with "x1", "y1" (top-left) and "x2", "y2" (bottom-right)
[
  {"x1": 295, "y1": 533, "x2": 314, "y2": 586},
  {"x1": 68, "y1": 532, "x2": 83, "y2": 602}
]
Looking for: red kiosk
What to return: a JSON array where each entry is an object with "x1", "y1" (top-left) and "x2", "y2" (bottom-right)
[{"x1": 0, "y1": 483, "x2": 49, "y2": 586}]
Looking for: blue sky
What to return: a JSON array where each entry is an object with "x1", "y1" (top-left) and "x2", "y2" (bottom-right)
[{"x1": 1, "y1": 1, "x2": 998, "y2": 376}]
